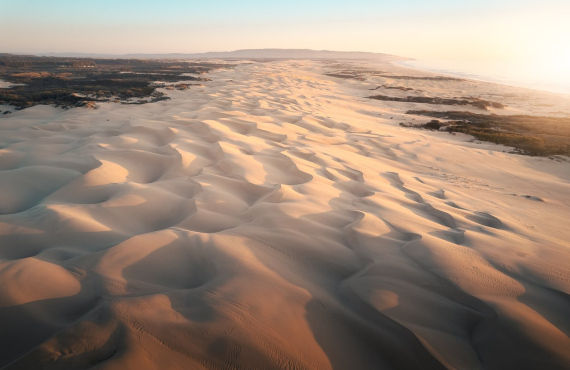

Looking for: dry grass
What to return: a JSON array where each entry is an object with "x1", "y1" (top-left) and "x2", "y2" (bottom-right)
[{"x1": 405, "y1": 110, "x2": 570, "y2": 156}]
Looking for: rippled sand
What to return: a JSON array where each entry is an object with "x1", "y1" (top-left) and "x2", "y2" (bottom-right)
[{"x1": 0, "y1": 60, "x2": 569, "y2": 369}]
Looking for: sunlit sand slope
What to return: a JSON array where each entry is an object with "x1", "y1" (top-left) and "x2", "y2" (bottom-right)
[{"x1": 0, "y1": 60, "x2": 569, "y2": 370}]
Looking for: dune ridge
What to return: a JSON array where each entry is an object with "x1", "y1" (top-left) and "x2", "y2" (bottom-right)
[{"x1": 0, "y1": 60, "x2": 569, "y2": 369}]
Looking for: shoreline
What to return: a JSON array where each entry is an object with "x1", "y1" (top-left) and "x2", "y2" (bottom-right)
[
  {"x1": 395, "y1": 59, "x2": 570, "y2": 97},
  {"x1": 0, "y1": 59, "x2": 569, "y2": 369}
]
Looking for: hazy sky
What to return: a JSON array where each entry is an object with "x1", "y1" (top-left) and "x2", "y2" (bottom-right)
[{"x1": 1, "y1": 0, "x2": 569, "y2": 92}]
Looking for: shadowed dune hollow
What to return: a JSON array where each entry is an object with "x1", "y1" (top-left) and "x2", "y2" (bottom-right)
[{"x1": 0, "y1": 59, "x2": 569, "y2": 370}]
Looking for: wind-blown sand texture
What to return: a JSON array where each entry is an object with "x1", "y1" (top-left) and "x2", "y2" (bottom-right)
[{"x1": 0, "y1": 60, "x2": 569, "y2": 369}]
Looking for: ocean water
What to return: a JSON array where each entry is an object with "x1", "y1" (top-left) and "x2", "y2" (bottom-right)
[{"x1": 400, "y1": 59, "x2": 570, "y2": 96}]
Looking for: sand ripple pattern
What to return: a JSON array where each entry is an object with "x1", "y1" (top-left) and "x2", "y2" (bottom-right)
[{"x1": 0, "y1": 61, "x2": 569, "y2": 369}]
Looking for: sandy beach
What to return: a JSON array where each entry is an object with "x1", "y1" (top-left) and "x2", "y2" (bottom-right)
[{"x1": 0, "y1": 59, "x2": 569, "y2": 369}]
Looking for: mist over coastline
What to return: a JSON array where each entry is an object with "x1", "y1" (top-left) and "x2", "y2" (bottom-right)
[
  {"x1": 1, "y1": 0, "x2": 570, "y2": 368},
  {"x1": 400, "y1": 59, "x2": 570, "y2": 96}
]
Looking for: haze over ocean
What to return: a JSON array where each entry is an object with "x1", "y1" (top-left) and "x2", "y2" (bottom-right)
[
  {"x1": 1, "y1": 0, "x2": 568, "y2": 93},
  {"x1": 1, "y1": 2, "x2": 570, "y2": 369}
]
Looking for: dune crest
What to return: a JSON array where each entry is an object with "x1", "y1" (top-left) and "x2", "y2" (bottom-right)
[{"x1": 0, "y1": 60, "x2": 569, "y2": 369}]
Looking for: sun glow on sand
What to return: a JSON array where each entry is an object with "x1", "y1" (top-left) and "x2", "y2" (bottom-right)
[
  {"x1": 1, "y1": 1, "x2": 570, "y2": 369},
  {"x1": 2, "y1": 1, "x2": 569, "y2": 94}
]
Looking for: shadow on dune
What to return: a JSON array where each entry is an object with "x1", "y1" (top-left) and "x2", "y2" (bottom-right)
[
  {"x1": 0, "y1": 236, "x2": 116, "y2": 368},
  {"x1": 0, "y1": 204, "x2": 132, "y2": 367},
  {"x1": 228, "y1": 196, "x2": 448, "y2": 369},
  {"x1": 0, "y1": 290, "x2": 100, "y2": 367},
  {"x1": 0, "y1": 181, "x2": 568, "y2": 369}
]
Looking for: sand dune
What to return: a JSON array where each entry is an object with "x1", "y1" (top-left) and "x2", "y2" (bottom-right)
[{"x1": 0, "y1": 60, "x2": 569, "y2": 369}]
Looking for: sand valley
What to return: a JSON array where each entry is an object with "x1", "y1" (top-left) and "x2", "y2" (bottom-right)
[{"x1": 0, "y1": 58, "x2": 569, "y2": 369}]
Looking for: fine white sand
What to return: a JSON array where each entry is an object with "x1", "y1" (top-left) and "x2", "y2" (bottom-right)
[{"x1": 0, "y1": 60, "x2": 569, "y2": 369}]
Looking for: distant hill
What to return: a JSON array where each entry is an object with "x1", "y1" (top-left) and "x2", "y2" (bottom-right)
[{"x1": 38, "y1": 49, "x2": 404, "y2": 62}]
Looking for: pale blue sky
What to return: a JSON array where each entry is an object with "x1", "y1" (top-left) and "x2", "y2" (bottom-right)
[
  {"x1": 0, "y1": 1, "x2": 524, "y2": 25},
  {"x1": 1, "y1": 0, "x2": 569, "y2": 91},
  {"x1": 1, "y1": 0, "x2": 565, "y2": 54}
]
